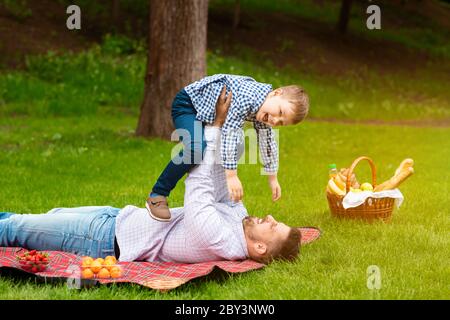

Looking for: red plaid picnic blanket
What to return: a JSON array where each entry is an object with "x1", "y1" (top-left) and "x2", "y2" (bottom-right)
[{"x1": 0, "y1": 227, "x2": 320, "y2": 291}]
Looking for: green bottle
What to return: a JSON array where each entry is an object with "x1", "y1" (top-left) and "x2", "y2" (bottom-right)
[{"x1": 328, "y1": 163, "x2": 337, "y2": 179}]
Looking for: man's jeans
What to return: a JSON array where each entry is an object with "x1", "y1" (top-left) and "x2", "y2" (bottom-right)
[
  {"x1": 0, "y1": 206, "x2": 119, "y2": 258},
  {"x1": 151, "y1": 89, "x2": 207, "y2": 197}
]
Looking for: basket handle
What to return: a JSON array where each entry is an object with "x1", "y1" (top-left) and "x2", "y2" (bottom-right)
[{"x1": 346, "y1": 156, "x2": 377, "y2": 193}]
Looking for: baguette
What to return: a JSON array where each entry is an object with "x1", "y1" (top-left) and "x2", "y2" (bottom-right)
[
  {"x1": 394, "y1": 158, "x2": 414, "y2": 176},
  {"x1": 374, "y1": 165, "x2": 414, "y2": 191}
]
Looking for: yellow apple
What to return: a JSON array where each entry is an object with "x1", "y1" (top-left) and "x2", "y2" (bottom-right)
[{"x1": 360, "y1": 182, "x2": 373, "y2": 191}]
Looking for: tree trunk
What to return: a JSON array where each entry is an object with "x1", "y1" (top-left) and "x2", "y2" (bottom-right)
[
  {"x1": 136, "y1": 0, "x2": 209, "y2": 138},
  {"x1": 337, "y1": 0, "x2": 353, "y2": 34},
  {"x1": 112, "y1": 0, "x2": 120, "y2": 24},
  {"x1": 232, "y1": 0, "x2": 240, "y2": 30}
]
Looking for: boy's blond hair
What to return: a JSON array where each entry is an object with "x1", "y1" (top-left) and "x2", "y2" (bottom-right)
[{"x1": 280, "y1": 85, "x2": 309, "y2": 124}]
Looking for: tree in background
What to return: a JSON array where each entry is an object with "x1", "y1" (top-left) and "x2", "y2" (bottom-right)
[
  {"x1": 112, "y1": 0, "x2": 120, "y2": 25},
  {"x1": 233, "y1": 0, "x2": 241, "y2": 30},
  {"x1": 337, "y1": 0, "x2": 353, "y2": 34},
  {"x1": 136, "y1": 0, "x2": 209, "y2": 138}
]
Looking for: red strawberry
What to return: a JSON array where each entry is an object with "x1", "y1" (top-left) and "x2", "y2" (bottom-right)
[
  {"x1": 42, "y1": 257, "x2": 48, "y2": 263},
  {"x1": 29, "y1": 250, "x2": 37, "y2": 256},
  {"x1": 26, "y1": 255, "x2": 32, "y2": 261},
  {"x1": 31, "y1": 267, "x2": 38, "y2": 273}
]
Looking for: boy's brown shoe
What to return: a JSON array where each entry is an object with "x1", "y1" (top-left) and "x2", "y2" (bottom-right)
[{"x1": 146, "y1": 196, "x2": 171, "y2": 222}]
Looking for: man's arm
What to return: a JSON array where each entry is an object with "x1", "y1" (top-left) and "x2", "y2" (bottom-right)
[
  {"x1": 183, "y1": 126, "x2": 223, "y2": 246},
  {"x1": 183, "y1": 87, "x2": 232, "y2": 246}
]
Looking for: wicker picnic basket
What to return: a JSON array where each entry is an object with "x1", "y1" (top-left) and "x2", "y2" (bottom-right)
[{"x1": 326, "y1": 156, "x2": 395, "y2": 222}]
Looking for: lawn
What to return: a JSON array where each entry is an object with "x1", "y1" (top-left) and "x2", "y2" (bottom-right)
[
  {"x1": 0, "y1": 114, "x2": 449, "y2": 299},
  {"x1": 0, "y1": 27, "x2": 449, "y2": 299}
]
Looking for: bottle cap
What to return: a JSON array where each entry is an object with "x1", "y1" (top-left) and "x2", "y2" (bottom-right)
[{"x1": 328, "y1": 164, "x2": 337, "y2": 169}]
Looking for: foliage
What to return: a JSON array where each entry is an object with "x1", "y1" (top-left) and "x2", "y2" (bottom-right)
[
  {"x1": 207, "y1": 49, "x2": 450, "y2": 121},
  {"x1": 0, "y1": 0, "x2": 32, "y2": 20},
  {"x1": 1, "y1": 37, "x2": 448, "y2": 121},
  {"x1": 101, "y1": 34, "x2": 145, "y2": 56},
  {"x1": 210, "y1": 0, "x2": 450, "y2": 58},
  {"x1": 0, "y1": 36, "x2": 146, "y2": 117}
]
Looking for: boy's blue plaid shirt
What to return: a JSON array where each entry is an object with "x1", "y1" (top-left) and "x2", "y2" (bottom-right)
[{"x1": 184, "y1": 74, "x2": 278, "y2": 173}]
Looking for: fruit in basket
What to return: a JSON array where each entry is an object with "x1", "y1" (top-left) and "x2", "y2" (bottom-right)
[
  {"x1": 327, "y1": 157, "x2": 400, "y2": 222},
  {"x1": 338, "y1": 168, "x2": 360, "y2": 189},
  {"x1": 374, "y1": 158, "x2": 414, "y2": 191},
  {"x1": 16, "y1": 250, "x2": 50, "y2": 273},
  {"x1": 360, "y1": 182, "x2": 373, "y2": 191},
  {"x1": 333, "y1": 174, "x2": 346, "y2": 190},
  {"x1": 327, "y1": 178, "x2": 345, "y2": 196}
]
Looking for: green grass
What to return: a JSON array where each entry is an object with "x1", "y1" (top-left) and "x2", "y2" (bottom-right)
[{"x1": 0, "y1": 115, "x2": 449, "y2": 299}]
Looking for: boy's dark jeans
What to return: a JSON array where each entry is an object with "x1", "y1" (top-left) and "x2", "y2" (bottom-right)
[{"x1": 151, "y1": 89, "x2": 207, "y2": 197}]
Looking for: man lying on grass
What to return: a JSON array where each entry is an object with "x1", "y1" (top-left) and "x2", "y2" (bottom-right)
[{"x1": 0, "y1": 95, "x2": 301, "y2": 265}]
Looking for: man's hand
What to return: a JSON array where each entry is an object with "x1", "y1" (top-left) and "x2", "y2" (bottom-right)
[
  {"x1": 268, "y1": 174, "x2": 281, "y2": 202},
  {"x1": 213, "y1": 85, "x2": 232, "y2": 127},
  {"x1": 225, "y1": 169, "x2": 243, "y2": 202}
]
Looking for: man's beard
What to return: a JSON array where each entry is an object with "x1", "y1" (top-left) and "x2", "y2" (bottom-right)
[
  {"x1": 243, "y1": 216, "x2": 257, "y2": 227},
  {"x1": 243, "y1": 216, "x2": 259, "y2": 240}
]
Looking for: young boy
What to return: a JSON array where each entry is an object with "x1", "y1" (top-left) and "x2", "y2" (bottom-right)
[{"x1": 146, "y1": 74, "x2": 309, "y2": 221}]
